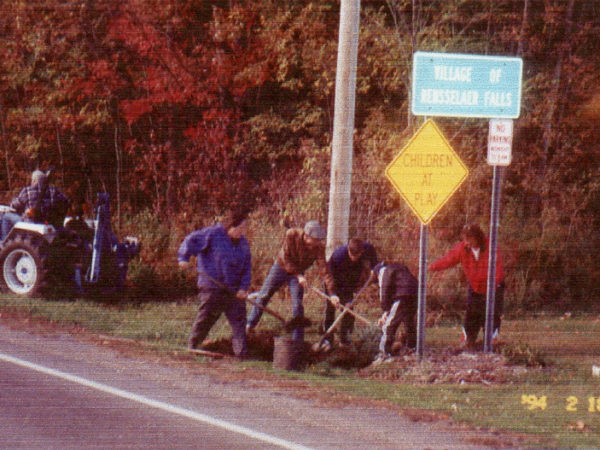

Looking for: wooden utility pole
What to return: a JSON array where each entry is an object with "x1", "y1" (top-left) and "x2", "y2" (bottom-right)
[{"x1": 326, "y1": 0, "x2": 361, "y2": 258}]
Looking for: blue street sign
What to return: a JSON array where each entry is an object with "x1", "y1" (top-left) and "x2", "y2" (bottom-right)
[{"x1": 412, "y1": 52, "x2": 523, "y2": 118}]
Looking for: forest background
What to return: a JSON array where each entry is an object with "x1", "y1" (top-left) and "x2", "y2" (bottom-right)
[{"x1": 0, "y1": 0, "x2": 598, "y2": 315}]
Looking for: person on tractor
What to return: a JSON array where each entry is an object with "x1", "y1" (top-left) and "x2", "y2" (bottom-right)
[{"x1": 1, "y1": 169, "x2": 70, "y2": 240}]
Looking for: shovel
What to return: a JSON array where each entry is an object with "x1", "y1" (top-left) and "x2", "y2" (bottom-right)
[
  {"x1": 186, "y1": 348, "x2": 227, "y2": 359},
  {"x1": 200, "y1": 272, "x2": 311, "y2": 332},
  {"x1": 309, "y1": 286, "x2": 375, "y2": 327},
  {"x1": 313, "y1": 274, "x2": 373, "y2": 351},
  {"x1": 245, "y1": 292, "x2": 312, "y2": 332}
]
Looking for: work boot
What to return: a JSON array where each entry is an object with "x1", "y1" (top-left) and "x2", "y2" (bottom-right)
[{"x1": 319, "y1": 339, "x2": 332, "y2": 352}]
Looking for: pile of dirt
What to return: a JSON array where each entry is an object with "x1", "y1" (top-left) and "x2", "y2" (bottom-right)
[
  {"x1": 200, "y1": 331, "x2": 278, "y2": 360},
  {"x1": 199, "y1": 331, "x2": 539, "y2": 385},
  {"x1": 359, "y1": 348, "x2": 532, "y2": 385}
]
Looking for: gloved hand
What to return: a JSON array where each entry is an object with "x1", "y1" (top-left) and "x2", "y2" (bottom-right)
[
  {"x1": 297, "y1": 275, "x2": 307, "y2": 288},
  {"x1": 329, "y1": 295, "x2": 340, "y2": 307}
]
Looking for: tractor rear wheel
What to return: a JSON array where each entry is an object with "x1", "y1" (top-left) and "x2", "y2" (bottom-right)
[{"x1": 0, "y1": 234, "x2": 48, "y2": 296}]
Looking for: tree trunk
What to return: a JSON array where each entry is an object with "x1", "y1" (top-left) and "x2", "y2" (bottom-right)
[
  {"x1": 517, "y1": 0, "x2": 529, "y2": 57},
  {"x1": 0, "y1": 102, "x2": 11, "y2": 191},
  {"x1": 55, "y1": 124, "x2": 65, "y2": 189},
  {"x1": 541, "y1": 0, "x2": 575, "y2": 173},
  {"x1": 114, "y1": 124, "x2": 121, "y2": 232}
]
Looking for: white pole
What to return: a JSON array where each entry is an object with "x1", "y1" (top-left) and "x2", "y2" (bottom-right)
[{"x1": 326, "y1": 0, "x2": 361, "y2": 259}]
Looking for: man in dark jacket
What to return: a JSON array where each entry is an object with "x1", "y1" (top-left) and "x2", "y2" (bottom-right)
[
  {"x1": 318, "y1": 238, "x2": 378, "y2": 350},
  {"x1": 372, "y1": 261, "x2": 418, "y2": 364},
  {"x1": 178, "y1": 209, "x2": 251, "y2": 358}
]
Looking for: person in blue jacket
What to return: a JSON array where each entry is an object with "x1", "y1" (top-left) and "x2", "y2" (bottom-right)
[{"x1": 177, "y1": 209, "x2": 251, "y2": 358}]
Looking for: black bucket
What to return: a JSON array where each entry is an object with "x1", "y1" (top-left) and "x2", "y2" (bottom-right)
[{"x1": 273, "y1": 336, "x2": 304, "y2": 371}]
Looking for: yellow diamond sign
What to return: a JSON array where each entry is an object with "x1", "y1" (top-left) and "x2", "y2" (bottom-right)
[{"x1": 385, "y1": 119, "x2": 469, "y2": 224}]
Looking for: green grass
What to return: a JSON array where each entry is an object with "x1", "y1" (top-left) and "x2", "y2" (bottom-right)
[{"x1": 2, "y1": 294, "x2": 600, "y2": 448}]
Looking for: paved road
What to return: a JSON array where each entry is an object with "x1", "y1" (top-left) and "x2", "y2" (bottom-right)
[{"x1": 0, "y1": 324, "x2": 496, "y2": 449}]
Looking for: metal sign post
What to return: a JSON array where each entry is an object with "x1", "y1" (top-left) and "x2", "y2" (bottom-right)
[
  {"x1": 385, "y1": 119, "x2": 468, "y2": 358},
  {"x1": 409, "y1": 51, "x2": 521, "y2": 355},
  {"x1": 484, "y1": 119, "x2": 511, "y2": 352},
  {"x1": 417, "y1": 223, "x2": 428, "y2": 357},
  {"x1": 484, "y1": 164, "x2": 503, "y2": 352}
]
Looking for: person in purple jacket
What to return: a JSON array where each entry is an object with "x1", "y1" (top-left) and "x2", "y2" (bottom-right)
[{"x1": 177, "y1": 209, "x2": 251, "y2": 358}]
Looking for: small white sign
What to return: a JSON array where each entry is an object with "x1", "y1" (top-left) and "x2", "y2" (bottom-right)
[{"x1": 487, "y1": 118, "x2": 513, "y2": 166}]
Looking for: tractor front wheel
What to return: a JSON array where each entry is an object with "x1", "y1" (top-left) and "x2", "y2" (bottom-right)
[{"x1": 0, "y1": 235, "x2": 48, "y2": 296}]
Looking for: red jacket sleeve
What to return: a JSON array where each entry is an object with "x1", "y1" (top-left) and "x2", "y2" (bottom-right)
[{"x1": 429, "y1": 242, "x2": 465, "y2": 272}]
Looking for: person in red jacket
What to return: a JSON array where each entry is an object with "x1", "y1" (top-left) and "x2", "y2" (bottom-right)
[{"x1": 429, "y1": 224, "x2": 505, "y2": 350}]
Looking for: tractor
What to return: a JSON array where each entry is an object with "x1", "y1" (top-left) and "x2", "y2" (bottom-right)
[{"x1": 0, "y1": 193, "x2": 139, "y2": 297}]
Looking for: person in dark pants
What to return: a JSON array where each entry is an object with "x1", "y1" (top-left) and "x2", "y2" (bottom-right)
[
  {"x1": 372, "y1": 261, "x2": 418, "y2": 364},
  {"x1": 373, "y1": 261, "x2": 419, "y2": 364},
  {"x1": 317, "y1": 238, "x2": 378, "y2": 350},
  {"x1": 429, "y1": 223, "x2": 505, "y2": 351},
  {"x1": 177, "y1": 209, "x2": 251, "y2": 358}
]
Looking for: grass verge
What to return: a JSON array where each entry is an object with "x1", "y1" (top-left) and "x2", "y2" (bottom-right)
[{"x1": 1, "y1": 295, "x2": 600, "y2": 448}]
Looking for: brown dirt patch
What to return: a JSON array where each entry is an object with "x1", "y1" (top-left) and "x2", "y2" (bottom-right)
[
  {"x1": 359, "y1": 347, "x2": 532, "y2": 385},
  {"x1": 198, "y1": 330, "x2": 538, "y2": 386}
]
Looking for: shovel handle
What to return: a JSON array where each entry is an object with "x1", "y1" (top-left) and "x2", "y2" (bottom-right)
[
  {"x1": 319, "y1": 304, "x2": 350, "y2": 344},
  {"x1": 187, "y1": 348, "x2": 226, "y2": 358},
  {"x1": 319, "y1": 275, "x2": 373, "y2": 343},
  {"x1": 197, "y1": 270, "x2": 288, "y2": 324},
  {"x1": 244, "y1": 293, "x2": 287, "y2": 324},
  {"x1": 310, "y1": 286, "x2": 374, "y2": 326}
]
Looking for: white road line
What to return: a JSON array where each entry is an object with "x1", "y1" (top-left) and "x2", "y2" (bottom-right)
[{"x1": 0, "y1": 352, "x2": 311, "y2": 450}]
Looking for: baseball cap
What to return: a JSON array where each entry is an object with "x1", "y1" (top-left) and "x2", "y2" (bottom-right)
[
  {"x1": 31, "y1": 169, "x2": 46, "y2": 185},
  {"x1": 304, "y1": 220, "x2": 326, "y2": 240}
]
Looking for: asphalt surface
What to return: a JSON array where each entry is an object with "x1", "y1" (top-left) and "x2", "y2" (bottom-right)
[{"x1": 0, "y1": 323, "x2": 499, "y2": 449}]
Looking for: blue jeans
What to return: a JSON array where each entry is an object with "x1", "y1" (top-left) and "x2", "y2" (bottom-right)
[
  {"x1": 246, "y1": 262, "x2": 305, "y2": 341},
  {"x1": 0, "y1": 212, "x2": 21, "y2": 241}
]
